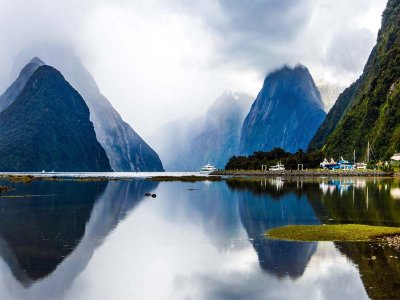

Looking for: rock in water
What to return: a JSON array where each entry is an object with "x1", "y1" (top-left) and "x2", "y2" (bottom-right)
[
  {"x1": 0, "y1": 65, "x2": 112, "y2": 172},
  {"x1": 240, "y1": 65, "x2": 326, "y2": 155}
]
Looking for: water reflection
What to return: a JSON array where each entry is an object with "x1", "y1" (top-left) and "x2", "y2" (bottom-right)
[
  {"x1": 310, "y1": 178, "x2": 400, "y2": 226},
  {"x1": 0, "y1": 180, "x2": 107, "y2": 285},
  {"x1": 0, "y1": 179, "x2": 157, "y2": 299},
  {"x1": 0, "y1": 177, "x2": 399, "y2": 299},
  {"x1": 227, "y1": 178, "x2": 319, "y2": 278}
]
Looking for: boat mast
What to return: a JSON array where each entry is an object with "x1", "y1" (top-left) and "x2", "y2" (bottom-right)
[{"x1": 367, "y1": 141, "x2": 370, "y2": 163}]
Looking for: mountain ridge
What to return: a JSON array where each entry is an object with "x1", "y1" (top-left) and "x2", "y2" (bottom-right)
[
  {"x1": 309, "y1": 0, "x2": 400, "y2": 159},
  {"x1": 1, "y1": 55, "x2": 164, "y2": 172},
  {"x1": 0, "y1": 65, "x2": 112, "y2": 171}
]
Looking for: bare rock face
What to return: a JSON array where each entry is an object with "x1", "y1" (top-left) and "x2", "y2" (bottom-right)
[
  {"x1": 240, "y1": 65, "x2": 326, "y2": 155},
  {"x1": 57, "y1": 59, "x2": 164, "y2": 172}
]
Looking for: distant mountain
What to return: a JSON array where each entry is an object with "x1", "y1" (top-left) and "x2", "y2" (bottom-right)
[
  {"x1": 309, "y1": 0, "x2": 400, "y2": 160},
  {"x1": 309, "y1": 79, "x2": 362, "y2": 150},
  {"x1": 0, "y1": 65, "x2": 112, "y2": 172},
  {"x1": 316, "y1": 82, "x2": 345, "y2": 112},
  {"x1": 240, "y1": 65, "x2": 326, "y2": 155},
  {"x1": 184, "y1": 92, "x2": 253, "y2": 169},
  {"x1": 0, "y1": 57, "x2": 44, "y2": 113},
  {"x1": 148, "y1": 117, "x2": 203, "y2": 171},
  {"x1": 149, "y1": 92, "x2": 252, "y2": 170}
]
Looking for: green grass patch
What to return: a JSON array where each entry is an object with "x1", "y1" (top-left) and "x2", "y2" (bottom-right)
[{"x1": 266, "y1": 224, "x2": 400, "y2": 242}]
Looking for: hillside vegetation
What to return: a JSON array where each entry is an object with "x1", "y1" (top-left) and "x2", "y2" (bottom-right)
[{"x1": 310, "y1": 0, "x2": 400, "y2": 160}]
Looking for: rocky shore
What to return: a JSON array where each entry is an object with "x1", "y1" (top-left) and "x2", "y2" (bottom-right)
[
  {"x1": 385, "y1": 235, "x2": 400, "y2": 252},
  {"x1": 212, "y1": 169, "x2": 393, "y2": 177}
]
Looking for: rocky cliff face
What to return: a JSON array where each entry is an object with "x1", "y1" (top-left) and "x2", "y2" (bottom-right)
[
  {"x1": 54, "y1": 58, "x2": 164, "y2": 172},
  {"x1": 310, "y1": 0, "x2": 400, "y2": 160},
  {"x1": 0, "y1": 66, "x2": 112, "y2": 172},
  {"x1": 240, "y1": 65, "x2": 326, "y2": 155}
]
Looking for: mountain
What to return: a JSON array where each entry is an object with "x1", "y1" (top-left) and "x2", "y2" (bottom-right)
[
  {"x1": 149, "y1": 91, "x2": 252, "y2": 170},
  {"x1": 183, "y1": 92, "x2": 252, "y2": 169},
  {"x1": 309, "y1": 0, "x2": 400, "y2": 160},
  {"x1": 0, "y1": 65, "x2": 112, "y2": 172},
  {"x1": 0, "y1": 57, "x2": 44, "y2": 113},
  {"x1": 309, "y1": 79, "x2": 362, "y2": 150},
  {"x1": 51, "y1": 56, "x2": 164, "y2": 172},
  {"x1": 148, "y1": 117, "x2": 203, "y2": 171},
  {"x1": 2, "y1": 54, "x2": 164, "y2": 172},
  {"x1": 316, "y1": 82, "x2": 345, "y2": 112},
  {"x1": 240, "y1": 65, "x2": 326, "y2": 155}
]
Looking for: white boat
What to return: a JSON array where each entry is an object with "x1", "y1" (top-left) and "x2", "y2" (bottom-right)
[
  {"x1": 201, "y1": 163, "x2": 218, "y2": 174},
  {"x1": 269, "y1": 163, "x2": 285, "y2": 171}
]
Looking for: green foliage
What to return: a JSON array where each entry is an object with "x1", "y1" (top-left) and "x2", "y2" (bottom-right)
[
  {"x1": 225, "y1": 147, "x2": 325, "y2": 170},
  {"x1": 0, "y1": 66, "x2": 112, "y2": 172},
  {"x1": 310, "y1": 0, "x2": 400, "y2": 161},
  {"x1": 266, "y1": 224, "x2": 400, "y2": 242}
]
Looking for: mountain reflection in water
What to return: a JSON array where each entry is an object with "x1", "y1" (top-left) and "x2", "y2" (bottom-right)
[
  {"x1": 0, "y1": 179, "x2": 157, "y2": 299},
  {"x1": 227, "y1": 178, "x2": 319, "y2": 278},
  {"x1": 0, "y1": 177, "x2": 399, "y2": 299}
]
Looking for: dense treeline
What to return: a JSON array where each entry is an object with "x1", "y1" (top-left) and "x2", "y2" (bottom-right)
[{"x1": 225, "y1": 148, "x2": 325, "y2": 170}]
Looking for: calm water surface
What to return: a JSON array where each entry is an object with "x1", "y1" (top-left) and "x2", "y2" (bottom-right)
[{"x1": 0, "y1": 177, "x2": 400, "y2": 299}]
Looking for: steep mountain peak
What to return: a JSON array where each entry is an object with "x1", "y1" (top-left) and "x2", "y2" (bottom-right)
[
  {"x1": 295, "y1": 63, "x2": 307, "y2": 70},
  {"x1": 0, "y1": 57, "x2": 45, "y2": 113},
  {"x1": 29, "y1": 57, "x2": 45, "y2": 65},
  {"x1": 0, "y1": 63, "x2": 112, "y2": 172},
  {"x1": 240, "y1": 64, "x2": 326, "y2": 154},
  {"x1": 45, "y1": 53, "x2": 164, "y2": 171},
  {"x1": 263, "y1": 64, "x2": 324, "y2": 110},
  {"x1": 269, "y1": 63, "x2": 308, "y2": 76},
  {"x1": 208, "y1": 91, "x2": 252, "y2": 114}
]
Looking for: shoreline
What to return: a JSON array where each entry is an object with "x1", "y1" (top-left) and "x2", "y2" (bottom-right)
[
  {"x1": 0, "y1": 170, "x2": 397, "y2": 183},
  {"x1": 212, "y1": 169, "x2": 395, "y2": 177}
]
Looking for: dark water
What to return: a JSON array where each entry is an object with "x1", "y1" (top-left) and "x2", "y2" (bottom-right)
[{"x1": 0, "y1": 177, "x2": 400, "y2": 299}]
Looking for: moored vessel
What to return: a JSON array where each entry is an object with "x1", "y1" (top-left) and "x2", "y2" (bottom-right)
[{"x1": 201, "y1": 163, "x2": 218, "y2": 174}]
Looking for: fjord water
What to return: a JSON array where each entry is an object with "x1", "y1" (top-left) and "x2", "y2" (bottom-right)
[{"x1": 0, "y1": 178, "x2": 400, "y2": 299}]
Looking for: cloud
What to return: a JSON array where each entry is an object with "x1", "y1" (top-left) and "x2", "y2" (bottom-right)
[
  {"x1": 325, "y1": 27, "x2": 376, "y2": 73},
  {"x1": 0, "y1": 0, "x2": 388, "y2": 137}
]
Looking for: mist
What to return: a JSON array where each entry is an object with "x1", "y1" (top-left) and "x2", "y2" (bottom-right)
[{"x1": 0, "y1": 0, "x2": 387, "y2": 138}]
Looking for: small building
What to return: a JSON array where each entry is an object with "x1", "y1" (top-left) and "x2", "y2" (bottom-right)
[{"x1": 320, "y1": 158, "x2": 337, "y2": 169}]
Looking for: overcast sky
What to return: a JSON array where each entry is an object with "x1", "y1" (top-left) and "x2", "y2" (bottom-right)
[{"x1": 0, "y1": 0, "x2": 387, "y2": 137}]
